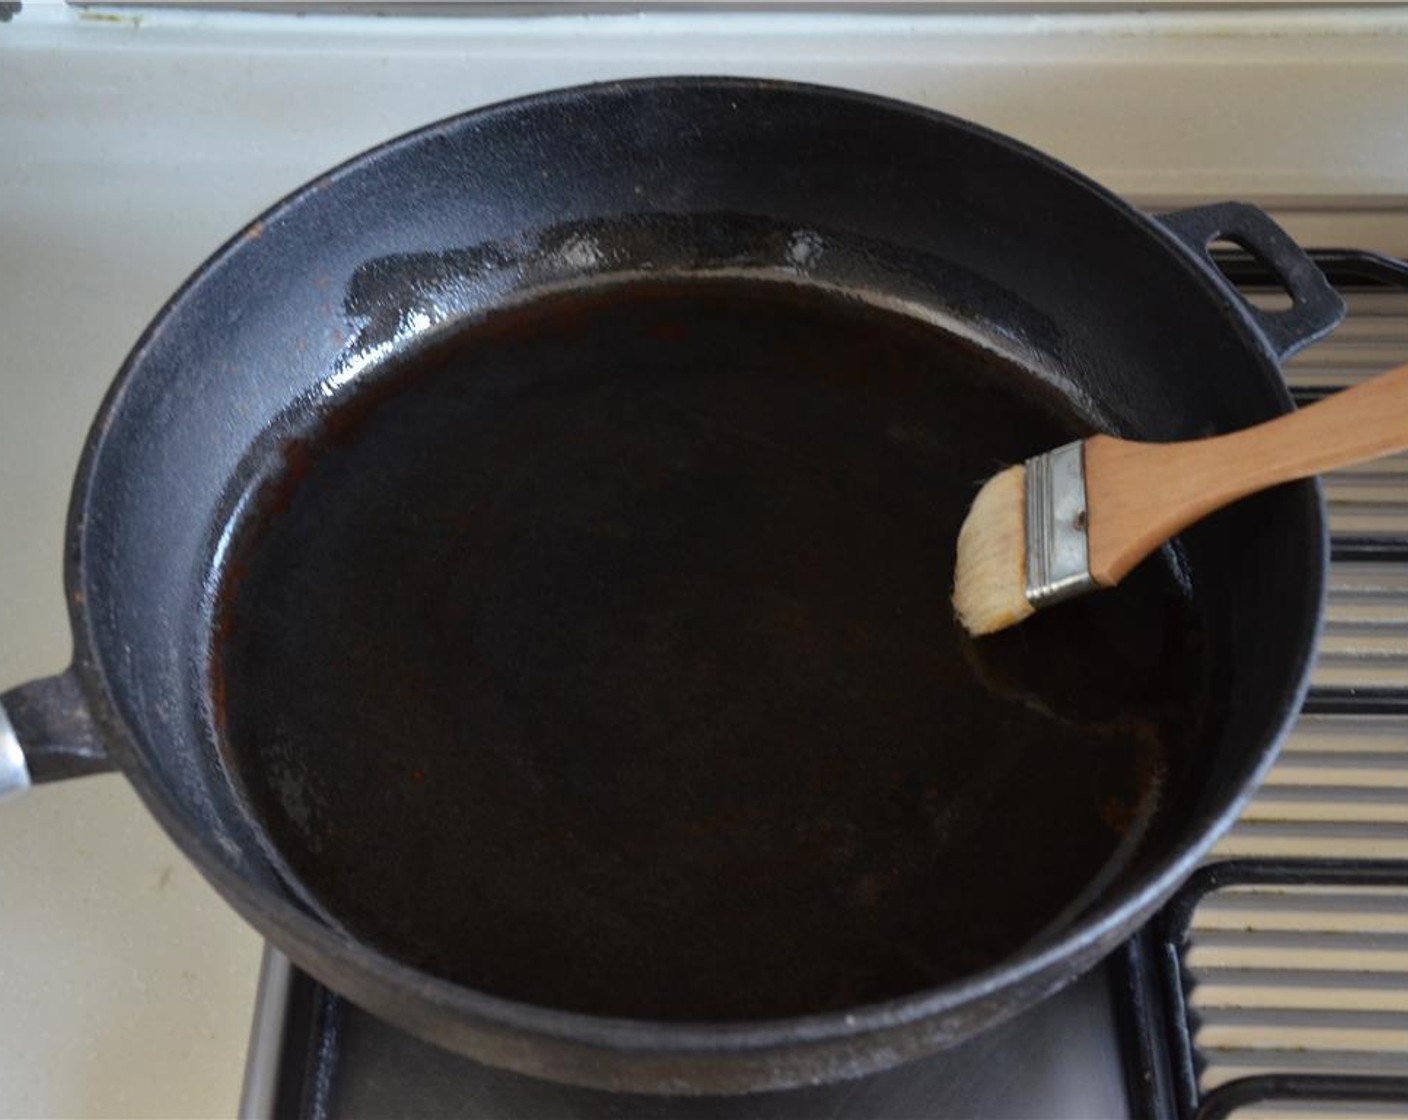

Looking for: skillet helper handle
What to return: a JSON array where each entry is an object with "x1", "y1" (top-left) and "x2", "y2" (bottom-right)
[
  {"x1": 1158, "y1": 202, "x2": 1346, "y2": 361},
  {"x1": 0, "y1": 669, "x2": 112, "y2": 803}
]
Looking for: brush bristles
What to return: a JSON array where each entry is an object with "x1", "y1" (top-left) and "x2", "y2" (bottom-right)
[{"x1": 952, "y1": 464, "x2": 1034, "y2": 637}]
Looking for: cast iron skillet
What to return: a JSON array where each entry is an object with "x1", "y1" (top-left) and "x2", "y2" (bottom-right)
[{"x1": 0, "y1": 79, "x2": 1343, "y2": 1092}]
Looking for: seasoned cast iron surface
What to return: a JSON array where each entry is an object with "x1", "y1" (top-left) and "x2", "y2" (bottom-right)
[{"x1": 213, "y1": 277, "x2": 1208, "y2": 1020}]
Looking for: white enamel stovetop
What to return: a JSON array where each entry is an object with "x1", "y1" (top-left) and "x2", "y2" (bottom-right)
[{"x1": 2, "y1": 3, "x2": 1406, "y2": 1116}]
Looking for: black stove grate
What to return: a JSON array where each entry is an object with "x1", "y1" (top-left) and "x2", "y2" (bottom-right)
[{"x1": 1123, "y1": 861, "x2": 1408, "y2": 1120}]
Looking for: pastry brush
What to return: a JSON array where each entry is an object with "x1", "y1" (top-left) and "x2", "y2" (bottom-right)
[{"x1": 953, "y1": 360, "x2": 1408, "y2": 636}]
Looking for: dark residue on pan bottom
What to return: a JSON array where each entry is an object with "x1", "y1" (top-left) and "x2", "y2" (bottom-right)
[{"x1": 210, "y1": 277, "x2": 1210, "y2": 1021}]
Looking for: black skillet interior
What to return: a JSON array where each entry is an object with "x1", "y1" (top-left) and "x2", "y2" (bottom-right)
[
  {"x1": 75, "y1": 82, "x2": 1321, "y2": 1029},
  {"x1": 211, "y1": 267, "x2": 1215, "y2": 1021}
]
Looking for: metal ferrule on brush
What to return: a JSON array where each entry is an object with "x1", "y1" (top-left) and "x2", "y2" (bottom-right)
[{"x1": 1024, "y1": 440, "x2": 1098, "y2": 610}]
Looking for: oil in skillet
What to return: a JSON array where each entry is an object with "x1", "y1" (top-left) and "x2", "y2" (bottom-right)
[{"x1": 212, "y1": 277, "x2": 1209, "y2": 1020}]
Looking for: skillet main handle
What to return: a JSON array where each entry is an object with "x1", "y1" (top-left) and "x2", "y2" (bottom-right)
[{"x1": 0, "y1": 670, "x2": 112, "y2": 803}]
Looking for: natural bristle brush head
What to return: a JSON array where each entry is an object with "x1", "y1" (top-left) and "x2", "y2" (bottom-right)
[{"x1": 952, "y1": 463, "x2": 1034, "y2": 637}]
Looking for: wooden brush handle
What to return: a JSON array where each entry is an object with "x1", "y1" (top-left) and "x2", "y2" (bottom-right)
[{"x1": 1086, "y1": 360, "x2": 1408, "y2": 586}]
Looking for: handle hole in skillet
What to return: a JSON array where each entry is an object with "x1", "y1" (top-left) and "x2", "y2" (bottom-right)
[{"x1": 1208, "y1": 236, "x2": 1295, "y2": 312}]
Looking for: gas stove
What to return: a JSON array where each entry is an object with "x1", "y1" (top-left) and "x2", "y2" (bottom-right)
[{"x1": 4, "y1": 5, "x2": 1408, "y2": 1117}]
